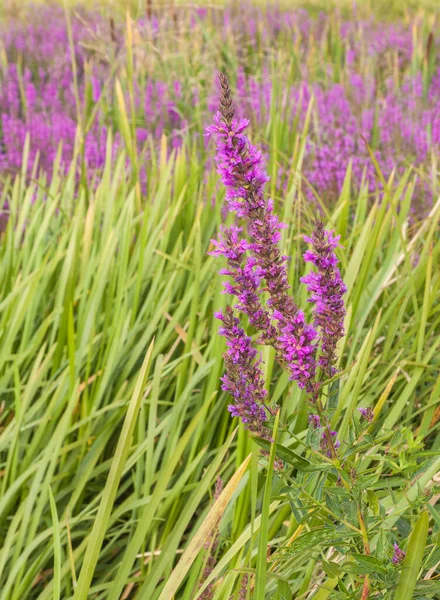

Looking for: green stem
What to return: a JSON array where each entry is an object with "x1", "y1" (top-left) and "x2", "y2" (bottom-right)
[{"x1": 357, "y1": 504, "x2": 371, "y2": 600}]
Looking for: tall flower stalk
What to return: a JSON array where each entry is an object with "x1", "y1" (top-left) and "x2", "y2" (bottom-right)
[
  {"x1": 206, "y1": 73, "x2": 384, "y2": 599},
  {"x1": 208, "y1": 73, "x2": 346, "y2": 446},
  {"x1": 207, "y1": 74, "x2": 319, "y2": 393}
]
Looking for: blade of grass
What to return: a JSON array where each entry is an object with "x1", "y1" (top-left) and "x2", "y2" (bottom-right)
[
  {"x1": 393, "y1": 511, "x2": 429, "y2": 600},
  {"x1": 48, "y1": 487, "x2": 62, "y2": 600},
  {"x1": 156, "y1": 453, "x2": 252, "y2": 600},
  {"x1": 72, "y1": 340, "x2": 154, "y2": 600}
]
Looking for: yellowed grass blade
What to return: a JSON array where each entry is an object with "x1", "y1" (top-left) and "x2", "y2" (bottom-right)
[{"x1": 156, "y1": 454, "x2": 252, "y2": 600}]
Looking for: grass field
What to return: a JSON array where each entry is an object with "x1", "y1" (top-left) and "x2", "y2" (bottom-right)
[{"x1": 0, "y1": 2, "x2": 439, "y2": 599}]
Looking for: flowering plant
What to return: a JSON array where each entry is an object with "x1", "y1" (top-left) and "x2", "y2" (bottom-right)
[
  {"x1": 207, "y1": 73, "x2": 434, "y2": 599},
  {"x1": 207, "y1": 73, "x2": 346, "y2": 451}
]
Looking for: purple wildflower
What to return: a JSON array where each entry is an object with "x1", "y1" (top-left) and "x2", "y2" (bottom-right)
[
  {"x1": 301, "y1": 221, "x2": 347, "y2": 379},
  {"x1": 208, "y1": 75, "x2": 348, "y2": 452},
  {"x1": 238, "y1": 575, "x2": 249, "y2": 600},
  {"x1": 320, "y1": 429, "x2": 341, "y2": 458},
  {"x1": 208, "y1": 73, "x2": 318, "y2": 392},
  {"x1": 209, "y1": 226, "x2": 275, "y2": 335},
  {"x1": 273, "y1": 309, "x2": 318, "y2": 390},
  {"x1": 215, "y1": 306, "x2": 268, "y2": 435},
  {"x1": 392, "y1": 543, "x2": 406, "y2": 565},
  {"x1": 308, "y1": 414, "x2": 321, "y2": 429},
  {"x1": 358, "y1": 407, "x2": 374, "y2": 422}
]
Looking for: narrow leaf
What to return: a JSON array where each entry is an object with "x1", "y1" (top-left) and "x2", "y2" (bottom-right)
[
  {"x1": 156, "y1": 454, "x2": 251, "y2": 600},
  {"x1": 73, "y1": 340, "x2": 154, "y2": 599},
  {"x1": 393, "y1": 511, "x2": 429, "y2": 600}
]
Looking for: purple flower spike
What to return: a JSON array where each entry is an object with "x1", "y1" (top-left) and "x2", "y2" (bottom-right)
[
  {"x1": 209, "y1": 225, "x2": 275, "y2": 336},
  {"x1": 392, "y1": 543, "x2": 406, "y2": 565},
  {"x1": 320, "y1": 429, "x2": 340, "y2": 458},
  {"x1": 209, "y1": 74, "x2": 348, "y2": 438},
  {"x1": 215, "y1": 307, "x2": 268, "y2": 435},
  {"x1": 208, "y1": 73, "x2": 318, "y2": 395},
  {"x1": 308, "y1": 414, "x2": 321, "y2": 429},
  {"x1": 273, "y1": 309, "x2": 318, "y2": 391},
  {"x1": 301, "y1": 221, "x2": 347, "y2": 379}
]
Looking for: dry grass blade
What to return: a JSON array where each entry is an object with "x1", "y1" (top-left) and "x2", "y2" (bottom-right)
[{"x1": 156, "y1": 454, "x2": 252, "y2": 600}]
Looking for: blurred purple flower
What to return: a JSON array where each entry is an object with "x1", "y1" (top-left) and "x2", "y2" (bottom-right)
[
  {"x1": 0, "y1": 5, "x2": 438, "y2": 215},
  {"x1": 320, "y1": 429, "x2": 341, "y2": 458},
  {"x1": 392, "y1": 543, "x2": 406, "y2": 565},
  {"x1": 308, "y1": 413, "x2": 321, "y2": 429},
  {"x1": 359, "y1": 407, "x2": 374, "y2": 422}
]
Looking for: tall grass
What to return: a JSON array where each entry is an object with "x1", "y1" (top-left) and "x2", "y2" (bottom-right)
[
  {"x1": 0, "y1": 2, "x2": 439, "y2": 599},
  {"x1": 0, "y1": 130, "x2": 438, "y2": 598}
]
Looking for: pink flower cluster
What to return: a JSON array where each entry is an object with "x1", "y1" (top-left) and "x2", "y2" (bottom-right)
[{"x1": 209, "y1": 74, "x2": 346, "y2": 434}]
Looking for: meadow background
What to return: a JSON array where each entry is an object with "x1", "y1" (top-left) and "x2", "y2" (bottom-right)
[{"x1": 0, "y1": 0, "x2": 439, "y2": 598}]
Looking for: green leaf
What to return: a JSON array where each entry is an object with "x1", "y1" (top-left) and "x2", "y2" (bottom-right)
[
  {"x1": 284, "y1": 528, "x2": 349, "y2": 556},
  {"x1": 366, "y1": 490, "x2": 380, "y2": 517},
  {"x1": 414, "y1": 580, "x2": 440, "y2": 593},
  {"x1": 350, "y1": 553, "x2": 388, "y2": 574},
  {"x1": 393, "y1": 511, "x2": 430, "y2": 600},
  {"x1": 276, "y1": 578, "x2": 292, "y2": 600},
  {"x1": 311, "y1": 427, "x2": 323, "y2": 451},
  {"x1": 73, "y1": 341, "x2": 154, "y2": 600},
  {"x1": 328, "y1": 379, "x2": 340, "y2": 410},
  {"x1": 312, "y1": 576, "x2": 339, "y2": 599},
  {"x1": 48, "y1": 487, "x2": 61, "y2": 600},
  {"x1": 252, "y1": 437, "x2": 321, "y2": 472},
  {"x1": 321, "y1": 559, "x2": 341, "y2": 578}
]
